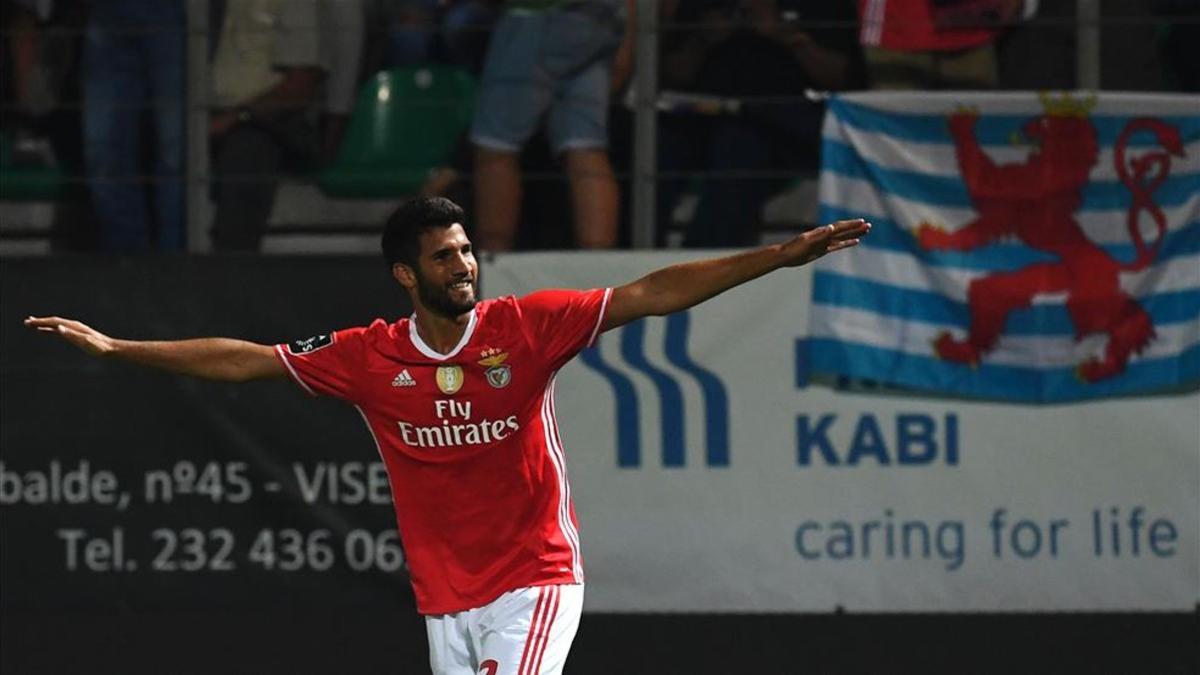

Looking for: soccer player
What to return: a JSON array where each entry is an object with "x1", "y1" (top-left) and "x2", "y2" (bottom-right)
[{"x1": 25, "y1": 197, "x2": 868, "y2": 675}]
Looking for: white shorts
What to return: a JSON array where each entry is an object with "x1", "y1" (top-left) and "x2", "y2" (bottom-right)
[{"x1": 425, "y1": 583, "x2": 584, "y2": 675}]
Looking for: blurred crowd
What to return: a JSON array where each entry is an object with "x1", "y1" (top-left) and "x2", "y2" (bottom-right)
[{"x1": 1, "y1": 0, "x2": 1197, "y2": 254}]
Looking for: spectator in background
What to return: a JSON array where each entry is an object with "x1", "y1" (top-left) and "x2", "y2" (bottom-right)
[
  {"x1": 321, "y1": 0, "x2": 365, "y2": 165},
  {"x1": 3, "y1": 0, "x2": 54, "y2": 124},
  {"x1": 2, "y1": 0, "x2": 58, "y2": 167},
  {"x1": 209, "y1": 0, "x2": 330, "y2": 251},
  {"x1": 656, "y1": 0, "x2": 862, "y2": 248},
  {"x1": 469, "y1": 0, "x2": 630, "y2": 251},
  {"x1": 81, "y1": 0, "x2": 186, "y2": 252},
  {"x1": 3, "y1": 0, "x2": 97, "y2": 251},
  {"x1": 857, "y1": 0, "x2": 1036, "y2": 90}
]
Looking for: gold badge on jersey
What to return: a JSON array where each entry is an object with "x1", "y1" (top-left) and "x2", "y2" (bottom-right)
[
  {"x1": 477, "y1": 348, "x2": 512, "y2": 389},
  {"x1": 436, "y1": 365, "x2": 464, "y2": 395}
]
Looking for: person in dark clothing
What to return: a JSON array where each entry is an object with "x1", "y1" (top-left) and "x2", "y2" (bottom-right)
[{"x1": 657, "y1": 0, "x2": 863, "y2": 247}]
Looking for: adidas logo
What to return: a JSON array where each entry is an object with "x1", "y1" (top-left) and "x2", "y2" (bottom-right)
[{"x1": 391, "y1": 370, "x2": 416, "y2": 387}]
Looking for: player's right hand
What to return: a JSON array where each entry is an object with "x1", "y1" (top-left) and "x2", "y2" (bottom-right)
[
  {"x1": 24, "y1": 316, "x2": 115, "y2": 357},
  {"x1": 778, "y1": 218, "x2": 870, "y2": 267}
]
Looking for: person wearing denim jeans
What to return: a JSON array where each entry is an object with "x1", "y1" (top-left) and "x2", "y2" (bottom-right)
[
  {"x1": 82, "y1": 0, "x2": 185, "y2": 253},
  {"x1": 469, "y1": 0, "x2": 630, "y2": 251}
]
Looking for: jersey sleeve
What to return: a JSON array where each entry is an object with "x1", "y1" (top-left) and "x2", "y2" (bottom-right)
[
  {"x1": 273, "y1": 326, "x2": 369, "y2": 401},
  {"x1": 515, "y1": 288, "x2": 612, "y2": 369}
]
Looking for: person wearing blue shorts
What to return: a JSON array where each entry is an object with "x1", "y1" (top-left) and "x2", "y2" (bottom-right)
[{"x1": 469, "y1": 0, "x2": 631, "y2": 251}]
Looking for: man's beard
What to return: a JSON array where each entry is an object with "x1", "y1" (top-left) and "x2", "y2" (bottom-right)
[{"x1": 415, "y1": 270, "x2": 477, "y2": 319}]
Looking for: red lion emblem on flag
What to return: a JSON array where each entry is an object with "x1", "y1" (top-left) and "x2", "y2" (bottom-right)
[{"x1": 915, "y1": 92, "x2": 1185, "y2": 382}]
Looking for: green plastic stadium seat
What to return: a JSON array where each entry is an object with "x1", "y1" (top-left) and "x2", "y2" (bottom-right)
[
  {"x1": 0, "y1": 131, "x2": 64, "y2": 201},
  {"x1": 318, "y1": 66, "x2": 476, "y2": 198}
]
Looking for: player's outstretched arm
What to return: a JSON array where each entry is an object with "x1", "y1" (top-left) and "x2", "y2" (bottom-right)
[
  {"x1": 24, "y1": 316, "x2": 286, "y2": 383},
  {"x1": 602, "y1": 218, "x2": 869, "y2": 331}
]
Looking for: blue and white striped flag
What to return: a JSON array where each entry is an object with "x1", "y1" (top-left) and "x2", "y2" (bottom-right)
[{"x1": 808, "y1": 92, "x2": 1200, "y2": 402}]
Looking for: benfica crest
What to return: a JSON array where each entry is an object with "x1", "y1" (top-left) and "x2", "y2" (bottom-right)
[
  {"x1": 477, "y1": 348, "x2": 512, "y2": 389},
  {"x1": 436, "y1": 365, "x2": 464, "y2": 395}
]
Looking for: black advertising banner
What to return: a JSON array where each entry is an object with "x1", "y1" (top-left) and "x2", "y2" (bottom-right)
[{"x1": 1, "y1": 256, "x2": 430, "y2": 671}]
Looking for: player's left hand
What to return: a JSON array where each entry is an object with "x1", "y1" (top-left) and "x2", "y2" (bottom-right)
[{"x1": 779, "y1": 218, "x2": 870, "y2": 267}]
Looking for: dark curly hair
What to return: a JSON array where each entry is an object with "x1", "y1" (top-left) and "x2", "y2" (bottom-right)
[{"x1": 381, "y1": 197, "x2": 467, "y2": 269}]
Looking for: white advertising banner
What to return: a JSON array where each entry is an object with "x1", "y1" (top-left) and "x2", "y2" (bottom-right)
[{"x1": 483, "y1": 252, "x2": 1199, "y2": 612}]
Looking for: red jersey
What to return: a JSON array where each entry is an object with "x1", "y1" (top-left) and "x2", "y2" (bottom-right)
[
  {"x1": 274, "y1": 288, "x2": 612, "y2": 614},
  {"x1": 858, "y1": 0, "x2": 999, "y2": 52}
]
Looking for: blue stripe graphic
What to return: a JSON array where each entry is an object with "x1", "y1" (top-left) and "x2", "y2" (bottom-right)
[
  {"x1": 621, "y1": 320, "x2": 686, "y2": 467},
  {"x1": 663, "y1": 312, "x2": 730, "y2": 467},
  {"x1": 580, "y1": 312, "x2": 730, "y2": 468},
  {"x1": 818, "y1": 205, "x2": 1200, "y2": 272},
  {"x1": 830, "y1": 98, "x2": 1200, "y2": 149},
  {"x1": 579, "y1": 346, "x2": 640, "y2": 467},
  {"x1": 805, "y1": 337, "x2": 1200, "y2": 402},
  {"x1": 822, "y1": 140, "x2": 1200, "y2": 212},
  {"x1": 812, "y1": 271, "x2": 1200, "y2": 333}
]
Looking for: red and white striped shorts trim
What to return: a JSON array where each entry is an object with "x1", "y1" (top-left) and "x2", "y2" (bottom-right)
[{"x1": 425, "y1": 583, "x2": 584, "y2": 675}]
